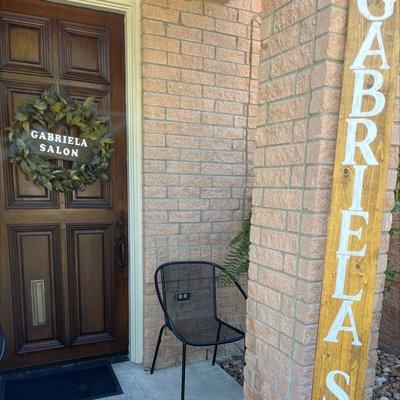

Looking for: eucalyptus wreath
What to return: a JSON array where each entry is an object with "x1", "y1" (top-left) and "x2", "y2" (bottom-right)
[{"x1": 5, "y1": 91, "x2": 114, "y2": 192}]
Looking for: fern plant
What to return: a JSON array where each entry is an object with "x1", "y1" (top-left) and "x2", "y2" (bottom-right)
[{"x1": 221, "y1": 213, "x2": 251, "y2": 285}]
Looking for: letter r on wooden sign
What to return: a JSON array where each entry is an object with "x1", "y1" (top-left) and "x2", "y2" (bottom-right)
[{"x1": 343, "y1": 119, "x2": 379, "y2": 165}]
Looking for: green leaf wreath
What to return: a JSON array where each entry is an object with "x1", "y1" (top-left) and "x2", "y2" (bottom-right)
[{"x1": 5, "y1": 91, "x2": 114, "y2": 192}]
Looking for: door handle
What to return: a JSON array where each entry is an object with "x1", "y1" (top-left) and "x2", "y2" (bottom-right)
[{"x1": 115, "y1": 232, "x2": 126, "y2": 268}]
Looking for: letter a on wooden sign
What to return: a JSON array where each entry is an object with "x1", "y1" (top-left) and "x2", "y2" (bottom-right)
[{"x1": 312, "y1": 1, "x2": 399, "y2": 399}]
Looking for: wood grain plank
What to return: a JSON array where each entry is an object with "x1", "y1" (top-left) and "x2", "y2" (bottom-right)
[{"x1": 312, "y1": 1, "x2": 400, "y2": 399}]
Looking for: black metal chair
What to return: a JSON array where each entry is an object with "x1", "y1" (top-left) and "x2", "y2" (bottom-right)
[
  {"x1": 0, "y1": 326, "x2": 6, "y2": 361},
  {"x1": 150, "y1": 261, "x2": 247, "y2": 400}
]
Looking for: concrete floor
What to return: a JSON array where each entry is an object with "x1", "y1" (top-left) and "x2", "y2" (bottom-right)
[{"x1": 101, "y1": 360, "x2": 243, "y2": 400}]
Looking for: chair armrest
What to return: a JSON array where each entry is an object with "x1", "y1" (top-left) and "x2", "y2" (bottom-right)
[
  {"x1": 236, "y1": 283, "x2": 248, "y2": 300},
  {"x1": 217, "y1": 265, "x2": 248, "y2": 300}
]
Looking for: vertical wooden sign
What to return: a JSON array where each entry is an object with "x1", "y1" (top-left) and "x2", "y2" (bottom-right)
[{"x1": 312, "y1": 1, "x2": 400, "y2": 399}]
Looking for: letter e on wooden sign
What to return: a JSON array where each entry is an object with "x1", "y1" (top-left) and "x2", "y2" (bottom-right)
[{"x1": 312, "y1": 1, "x2": 400, "y2": 400}]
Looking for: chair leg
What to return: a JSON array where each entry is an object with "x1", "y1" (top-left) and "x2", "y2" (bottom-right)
[
  {"x1": 181, "y1": 343, "x2": 187, "y2": 400},
  {"x1": 212, "y1": 344, "x2": 218, "y2": 366},
  {"x1": 212, "y1": 323, "x2": 222, "y2": 366},
  {"x1": 150, "y1": 324, "x2": 167, "y2": 374}
]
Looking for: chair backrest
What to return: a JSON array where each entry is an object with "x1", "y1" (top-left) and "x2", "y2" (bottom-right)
[{"x1": 155, "y1": 262, "x2": 221, "y2": 326}]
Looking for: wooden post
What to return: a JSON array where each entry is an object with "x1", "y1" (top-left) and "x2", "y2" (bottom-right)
[{"x1": 312, "y1": 1, "x2": 400, "y2": 399}]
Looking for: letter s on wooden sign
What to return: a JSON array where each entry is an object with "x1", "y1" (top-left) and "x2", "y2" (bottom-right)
[{"x1": 323, "y1": 370, "x2": 350, "y2": 400}]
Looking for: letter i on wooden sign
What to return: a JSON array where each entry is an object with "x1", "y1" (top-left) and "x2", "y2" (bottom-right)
[{"x1": 312, "y1": 1, "x2": 400, "y2": 400}]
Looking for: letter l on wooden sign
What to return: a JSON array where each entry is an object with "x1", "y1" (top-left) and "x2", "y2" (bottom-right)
[{"x1": 312, "y1": 1, "x2": 400, "y2": 399}]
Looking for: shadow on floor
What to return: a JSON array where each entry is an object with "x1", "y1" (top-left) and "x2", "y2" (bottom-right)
[{"x1": 100, "y1": 360, "x2": 243, "y2": 400}]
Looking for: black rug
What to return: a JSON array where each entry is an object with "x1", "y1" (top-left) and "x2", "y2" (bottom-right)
[{"x1": 1, "y1": 361, "x2": 123, "y2": 400}]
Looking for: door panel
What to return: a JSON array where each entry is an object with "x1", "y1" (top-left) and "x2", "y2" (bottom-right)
[
  {"x1": 0, "y1": 0, "x2": 128, "y2": 371},
  {"x1": 67, "y1": 224, "x2": 115, "y2": 346},
  {"x1": 9, "y1": 225, "x2": 64, "y2": 354},
  {"x1": 1, "y1": 80, "x2": 58, "y2": 207},
  {"x1": 59, "y1": 21, "x2": 110, "y2": 83},
  {"x1": 61, "y1": 85, "x2": 112, "y2": 208},
  {"x1": 0, "y1": 12, "x2": 52, "y2": 76}
]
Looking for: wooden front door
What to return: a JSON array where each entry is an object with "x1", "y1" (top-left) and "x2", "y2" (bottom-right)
[{"x1": 0, "y1": 0, "x2": 128, "y2": 370}]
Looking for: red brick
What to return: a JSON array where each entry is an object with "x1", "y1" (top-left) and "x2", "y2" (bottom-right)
[
  {"x1": 142, "y1": 4, "x2": 180, "y2": 23},
  {"x1": 167, "y1": 24, "x2": 202, "y2": 42},
  {"x1": 204, "y1": 59, "x2": 237, "y2": 75},
  {"x1": 274, "y1": 0, "x2": 315, "y2": 31},
  {"x1": 216, "y1": 48, "x2": 246, "y2": 64},
  {"x1": 203, "y1": 31, "x2": 237, "y2": 49},
  {"x1": 181, "y1": 12, "x2": 215, "y2": 30},
  {"x1": 167, "y1": 81, "x2": 202, "y2": 97},
  {"x1": 181, "y1": 41, "x2": 215, "y2": 58},
  {"x1": 181, "y1": 69, "x2": 215, "y2": 85},
  {"x1": 204, "y1": 3, "x2": 238, "y2": 21}
]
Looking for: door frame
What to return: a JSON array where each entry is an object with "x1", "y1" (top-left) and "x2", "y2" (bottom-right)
[{"x1": 48, "y1": 0, "x2": 143, "y2": 363}]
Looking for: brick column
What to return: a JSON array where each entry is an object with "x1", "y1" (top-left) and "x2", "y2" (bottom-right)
[{"x1": 244, "y1": 0, "x2": 399, "y2": 399}]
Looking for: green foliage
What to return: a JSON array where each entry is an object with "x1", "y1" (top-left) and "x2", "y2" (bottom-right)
[
  {"x1": 221, "y1": 213, "x2": 251, "y2": 285},
  {"x1": 5, "y1": 91, "x2": 114, "y2": 192}
]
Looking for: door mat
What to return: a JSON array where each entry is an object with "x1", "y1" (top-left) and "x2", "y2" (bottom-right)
[{"x1": 1, "y1": 361, "x2": 123, "y2": 400}]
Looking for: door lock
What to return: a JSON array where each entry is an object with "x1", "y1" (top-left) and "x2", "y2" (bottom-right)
[{"x1": 116, "y1": 216, "x2": 126, "y2": 229}]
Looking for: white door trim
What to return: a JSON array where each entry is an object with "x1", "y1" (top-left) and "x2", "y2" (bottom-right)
[{"x1": 48, "y1": 0, "x2": 143, "y2": 363}]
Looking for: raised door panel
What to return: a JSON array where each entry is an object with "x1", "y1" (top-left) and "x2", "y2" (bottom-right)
[
  {"x1": 61, "y1": 86, "x2": 112, "y2": 208},
  {"x1": 67, "y1": 224, "x2": 115, "y2": 346},
  {"x1": 9, "y1": 225, "x2": 64, "y2": 354},
  {"x1": 0, "y1": 81, "x2": 59, "y2": 208},
  {"x1": 0, "y1": 12, "x2": 52, "y2": 76},
  {"x1": 59, "y1": 21, "x2": 109, "y2": 84}
]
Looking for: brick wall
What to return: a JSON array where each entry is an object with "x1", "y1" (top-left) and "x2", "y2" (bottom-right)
[
  {"x1": 368, "y1": 59, "x2": 400, "y2": 394},
  {"x1": 244, "y1": 0, "x2": 399, "y2": 399},
  {"x1": 379, "y1": 109, "x2": 400, "y2": 354},
  {"x1": 141, "y1": 0, "x2": 261, "y2": 368}
]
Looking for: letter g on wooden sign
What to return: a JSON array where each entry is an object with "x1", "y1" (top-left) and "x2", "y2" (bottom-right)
[{"x1": 311, "y1": 1, "x2": 400, "y2": 399}]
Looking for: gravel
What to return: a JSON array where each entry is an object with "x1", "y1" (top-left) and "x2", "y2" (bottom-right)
[
  {"x1": 219, "y1": 348, "x2": 399, "y2": 398},
  {"x1": 219, "y1": 356, "x2": 245, "y2": 386},
  {"x1": 373, "y1": 349, "x2": 400, "y2": 400}
]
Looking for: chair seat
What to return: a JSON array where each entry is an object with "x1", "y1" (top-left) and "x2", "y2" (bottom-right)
[{"x1": 171, "y1": 318, "x2": 244, "y2": 346}]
